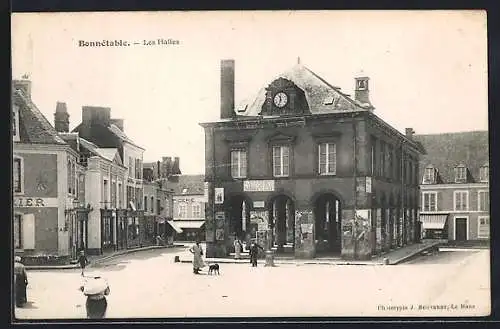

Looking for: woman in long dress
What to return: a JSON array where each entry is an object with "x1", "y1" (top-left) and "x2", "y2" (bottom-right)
[
  {"x1": 233, "y1": 238, "x2": 241, "y2": 260},
  {"x1": 189, "y1": 241, "x2": 205, "y2": 274},
  {"x1": 14, "y1": 256, "x2": 28, "y2": 307}
]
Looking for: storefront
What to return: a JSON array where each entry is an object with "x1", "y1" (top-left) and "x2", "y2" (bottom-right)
[{"x1": 420, "y1": 213, "x2": 449, "y2": 240}]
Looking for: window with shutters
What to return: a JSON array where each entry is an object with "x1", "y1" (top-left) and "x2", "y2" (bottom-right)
[
  {"x1": 157, "y1": 199, "x2": 161, "y2": 215},
  {"x1": 13, "y1": 105, "x2": 20, "y2": 142},
  {"x1": 318, "y1": 142, "x2": 336, "y2": 175},
  {"x1": 370, "y1": 142, "x2": 375, "y2": 175},
  {"x1": 14, "y1": 214, "x2": 22, "y2": 249},
  {"x1": 111, "y1": 181, "x2": 117, "y2": 208},
  {"x1": 454, "y1": 191, "x2": 468, "y2": 211},
  {"x1": 192, "y1": 203, "x2": 201, "y2": 218},
  {"x1": 380, "y1": 142, "x2": 386, "y2": 177},
  {"x1": 231, "y1": 149, "x2": 247, "y2": 178},
  {"x1": 455, "y1": 165, "x2": 467, "y2": 183},
  {"x1": 118, "y1": 183, "x2": 123, "y2": 208},
  {"x1": 128, "y1": 157, "x2": 134, "y2": 176},
  {"x1": 478, "y1": 216, "x2": 490, "y2": 239},
  {"x1": 151, "y1": 196, "x2": 154, "y2": 213},
  {"x1": 422, "y1": 192, "x2": 438, "y2": 212},
  {"x1": 144, "y1": 196, "x2": 148, "y2": 213},
  {"x1": 178, "y1": 203, "x2": 187, "y2": 218},
  {"x1": 478, "y1": 190, "x2": 489, "y2": 212},
  {"x1": 423, "y1": 166, "x2": 435, "y2": 184},
  {"x1": 273, "y1": 145, "x2": 290, "y2": 177},
  {"x1": 480, "y1": 165, "x2": 489, "y2": 182},
  {"x1": 13, "y1": 156, "x2": 24, "y2": 194}
]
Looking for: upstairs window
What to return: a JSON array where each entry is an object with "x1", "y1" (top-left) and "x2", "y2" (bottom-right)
[
  {"x1": 455, "y1": 165, "x2": 467, "y2": 183},
  {"x1": 422, "y1": 192, "x2": 437, "y2": 212},
  {"x1": 231, "y1": 149, "x2": 247, "y2": 178},
  {"x1": 370, "y1": 143, "x2": 375, "y2": 175},
  {"x1": 478, "y1": 216, "x2": 490, "y2": 239},
  {"x1": 13, "y1": 156, "x2": 23, "y2": 194},
  {"x1": 478, "y1": 190, "x2": 489, "y2": 212},
  {"x1": 423, "y1": 167, "x2": 435, "y2": 184},
  {"x1": 192, "y1": 203, "x2": 201, "y2": 218},
  {"x1": 273, "y1": 145, "x2": 290, "y2": 177},
  {"x1": 128, "y1": 157, "x2": 134, "y2": 177},
  {"x1": 144, "y1": 196, "x2": 148, "y2": 212},
  {"x1": 13, "y1": 105, "x2": 20, "y2": 142},
  {"x1": 454, "y1": 191, "x2": 468, "y2": 211},
  {"x1": 318, "y1": 142, "x2": 336, "y2": 175},
  {"x1": 178, "y1": 203, "x2": 187, "y2": 218},
  {"x1": 480, "y1": 165, "x2": 489, "y2": 182},
  {"x1": 150, "y1": 196, "x2": 154, "y2": 213}
]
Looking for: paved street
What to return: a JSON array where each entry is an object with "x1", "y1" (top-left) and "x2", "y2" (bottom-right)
[{"x1": 14, "y1": 247, "x2": 490, "y2": 319}]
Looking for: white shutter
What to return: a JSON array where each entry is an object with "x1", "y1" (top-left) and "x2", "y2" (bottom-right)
[{"x1": 22, "y1": 213, "x2": 35, "y2": 249}]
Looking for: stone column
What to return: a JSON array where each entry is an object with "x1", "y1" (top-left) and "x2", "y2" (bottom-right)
[{"x1": 294, "y1": 208, "x2": 315, "y2": 259}]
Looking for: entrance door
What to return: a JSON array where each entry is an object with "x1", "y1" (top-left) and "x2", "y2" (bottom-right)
[{"x1": 455, "y1": 217, "x2": 467, "y2": 241}]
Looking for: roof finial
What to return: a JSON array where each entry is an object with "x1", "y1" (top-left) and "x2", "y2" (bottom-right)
[
  {"x1": 22, "y1": 73, "x2": 30, "y2": 80},
  {"x1": 297, "y1": 56, "x2": 301, "y2": 64}
]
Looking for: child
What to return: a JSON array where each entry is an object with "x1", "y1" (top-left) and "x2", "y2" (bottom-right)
[{"x1": 78, "y1": 250, "x2": 89, "y2": 276}]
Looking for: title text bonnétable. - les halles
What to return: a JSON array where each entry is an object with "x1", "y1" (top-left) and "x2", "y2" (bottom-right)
[{"x1": 78, "y1": 39, "x2": 180, "y2": 47}]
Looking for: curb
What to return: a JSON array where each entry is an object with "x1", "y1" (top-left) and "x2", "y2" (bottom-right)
[
  {"x1": 389, "y1": 242, "x2": 442, "y2": 265},
  {"x1": 25, "y1": 245, "x2": 183, "y2": 270}
]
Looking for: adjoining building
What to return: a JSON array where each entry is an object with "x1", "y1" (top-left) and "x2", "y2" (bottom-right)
[
  {"x1": 200, "y1": 59, "x2": 425, "y2": 260},
  {"x1": 12, "y1": 79, "x2": 83, "y2": 264},
  {"x1": 167, "y1": 174, "x2": 206, "y2": 242},
  {"x1": 143, "y1": 161, "x2": 179, "y2": 245},
  {"x1": 70, "y1": 105, "x2": 146, "y2": 253},
  {"x1": 414, "y1": 131, "x2": 489, "y2": 244}
]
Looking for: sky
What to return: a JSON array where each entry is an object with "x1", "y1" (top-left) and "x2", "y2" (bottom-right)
[{"x1": 11, "y1": 10, "x2": 488, "y2": 175}]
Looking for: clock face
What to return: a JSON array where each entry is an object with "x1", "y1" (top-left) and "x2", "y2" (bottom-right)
[{"x1": 273, "y1": 92, "x2": 288, "y2": 108}]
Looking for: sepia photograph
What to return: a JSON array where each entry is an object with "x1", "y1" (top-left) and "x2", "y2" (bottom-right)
[{"x1": 11, "y1": 10, "x2": 489, "y2": 320}]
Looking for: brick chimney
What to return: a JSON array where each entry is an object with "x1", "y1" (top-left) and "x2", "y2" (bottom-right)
[
  {"x1": 162, "y1": 157, "x2": 172, "y2": 178},
  {"x1": 110, "y1": 118, "x2": 124, "y2": 132},
  {"x1": 220, "y1": 59, "x2": 235, "y2": 119},
  {"x1": 82, "y1": 106, "x2": 111, "y2": 127},
  {"x1": 405, "y1": 128, "x2": 415, "y2": 140},
  {"x1": 54, "y1": 102, "x2": 70, "y2": 132},
  {"x1": 171, "y1": 157, "x2": 181, "y2": 175},
  {"x1": 13, "y1": 79, "x2": 32, "y2": 99},
  {"x1": 354, "y1": 71, "x2": 372, "y2": 108}
]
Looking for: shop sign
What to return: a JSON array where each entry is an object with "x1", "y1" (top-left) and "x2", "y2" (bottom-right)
[
  {"x1": 14, "y1": 197, "x2": 58, "y2": 208},
  {"x1": 243, "y1": 180, "x2": 275, "y2": 192},
  {"x1": 253, "y1": 201, "x2": 265, "y2": 208}
]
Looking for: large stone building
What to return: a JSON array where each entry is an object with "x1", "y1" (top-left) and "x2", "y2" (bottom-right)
[
  {"x1": 12, "y1": 79, "x2": 83, "y2": 264},
  {"x1": 200, "y1": 59, "x2": 425, "y2": 260},
  {"x1": 414, "y1": 131, "x2": 489, "y2": 243}
]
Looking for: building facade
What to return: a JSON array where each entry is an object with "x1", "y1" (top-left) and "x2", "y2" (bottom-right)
[
  {"x1": 200, "y1": 60, "x2": 424, "y2": 260},
  {"x1": 71, "y1": 106, "x2": 146, "y2": 252},
  {"x1": 169, "y1": 175, "x2": 206, "y2": 241},
  {"x1": 12, "y1": 79, "x2": 82, "y2": 264},
  {"x1": 415, "y1": 131, "x2": 489, "y2": 243}
]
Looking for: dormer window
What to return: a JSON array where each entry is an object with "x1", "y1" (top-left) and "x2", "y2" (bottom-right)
[
  {"x1": 423, "y1": 166, "x2": 435, "y2": 184},
  {"x1": 455, "y1": 165, "x2": 467, "y2": 183},
  {"x1": 480, "y1": 164, "x2": 489, "y2": 182},
  {"x1": 13, "y1": 105, "x2": 20, "y2": 142}
]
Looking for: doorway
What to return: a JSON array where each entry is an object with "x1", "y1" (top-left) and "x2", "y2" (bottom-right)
[
  {"x1": 268, "y1": 195, "x2": 295, "y2": 253},
  {"x1": 313, "y1": 193, "x2": 342, "y2": 255},
  {"x1": 455, "y1": 217, "x2": 468, "y2": 241}
]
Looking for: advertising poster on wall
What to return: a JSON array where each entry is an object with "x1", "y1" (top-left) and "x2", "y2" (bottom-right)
[{"x1": 214, "y1": 188, "x2": 224, "y2": 204}]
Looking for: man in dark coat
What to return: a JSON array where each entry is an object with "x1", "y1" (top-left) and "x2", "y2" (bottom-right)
[
  {"x1": 78, "y1": 250, "x2": 89, "y2": 276},
  {"x1": 14, "y1": 256, "x2": 28, "y2": 307},
  {"x1": 249, "y1": 242, "x2": 264, "y2": 267}
]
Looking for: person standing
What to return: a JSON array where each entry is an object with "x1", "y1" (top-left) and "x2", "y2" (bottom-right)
[
  {"x1": 249, "y1": 242, "x2": 264, "y2": 267},
  {"x1": 14, "y1": 256, "x2": 28, "y2": 307},
  {"x1": 233, "y1": 237, "x2": 241, "y2": 260},
  {"x1": 78, "y1": 250, "x2": 89, "y2": 276},
  {"x1": 189, "y1": 240, "x2": 205, "y2": 274}
]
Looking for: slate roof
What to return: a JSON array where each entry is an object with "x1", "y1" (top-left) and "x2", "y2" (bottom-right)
[
  {"x1": 13, "y1": 89, "x2": 67, "y2": 145},
  {"x1": 108, "y1": 124, "x2": 144, "y2": 150},
  {"x1": 167, "y1": 174, "x2": 205, "y2": 195},
  {"x1": 413, "y1": 131, "x2": 489, "y2": 184},
  {"x1": 236, "y1": 63, "x2": 372, "y2": 117}
]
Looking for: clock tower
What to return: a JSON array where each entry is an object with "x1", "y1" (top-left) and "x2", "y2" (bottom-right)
[{"x1": 260, "y1": 77, "x2": 310, "y2": 116}]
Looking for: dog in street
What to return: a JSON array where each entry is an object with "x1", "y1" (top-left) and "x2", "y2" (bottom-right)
[{"x1": 208, "y1": 263, "x2": 220, "y2": 275}]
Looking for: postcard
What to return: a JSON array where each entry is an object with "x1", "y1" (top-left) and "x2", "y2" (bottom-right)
[{"x1": 11, "y1": 10, "x2": 489, "y2": 320}]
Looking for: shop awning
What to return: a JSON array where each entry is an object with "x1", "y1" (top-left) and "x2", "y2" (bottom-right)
[
  {"x1": 174, "y1": 220, "x2": 206, "y2": 229},
  {"x1": 420, "y1": 214, "x2": 449, "y2": 230},
  {"x1": 166, "y1": 220, "x2": 183, "y2": 234}
]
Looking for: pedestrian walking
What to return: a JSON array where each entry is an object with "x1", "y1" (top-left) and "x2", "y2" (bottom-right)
[
  {"x1": 78, "y1": 250, "x2": 89, "y2": 276},
  {"x1": 14, "y1": 256, "x2": 28, "y2": 307},
  {"x1": 189, "y1": 240, "x2": 205, "y2": 274},
  {"x1": 249, "y1": 242, "x2": 264, "y2": 267},
  {"x1": 233, "y1": 237, "x2": 242, "y2": 260}
]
